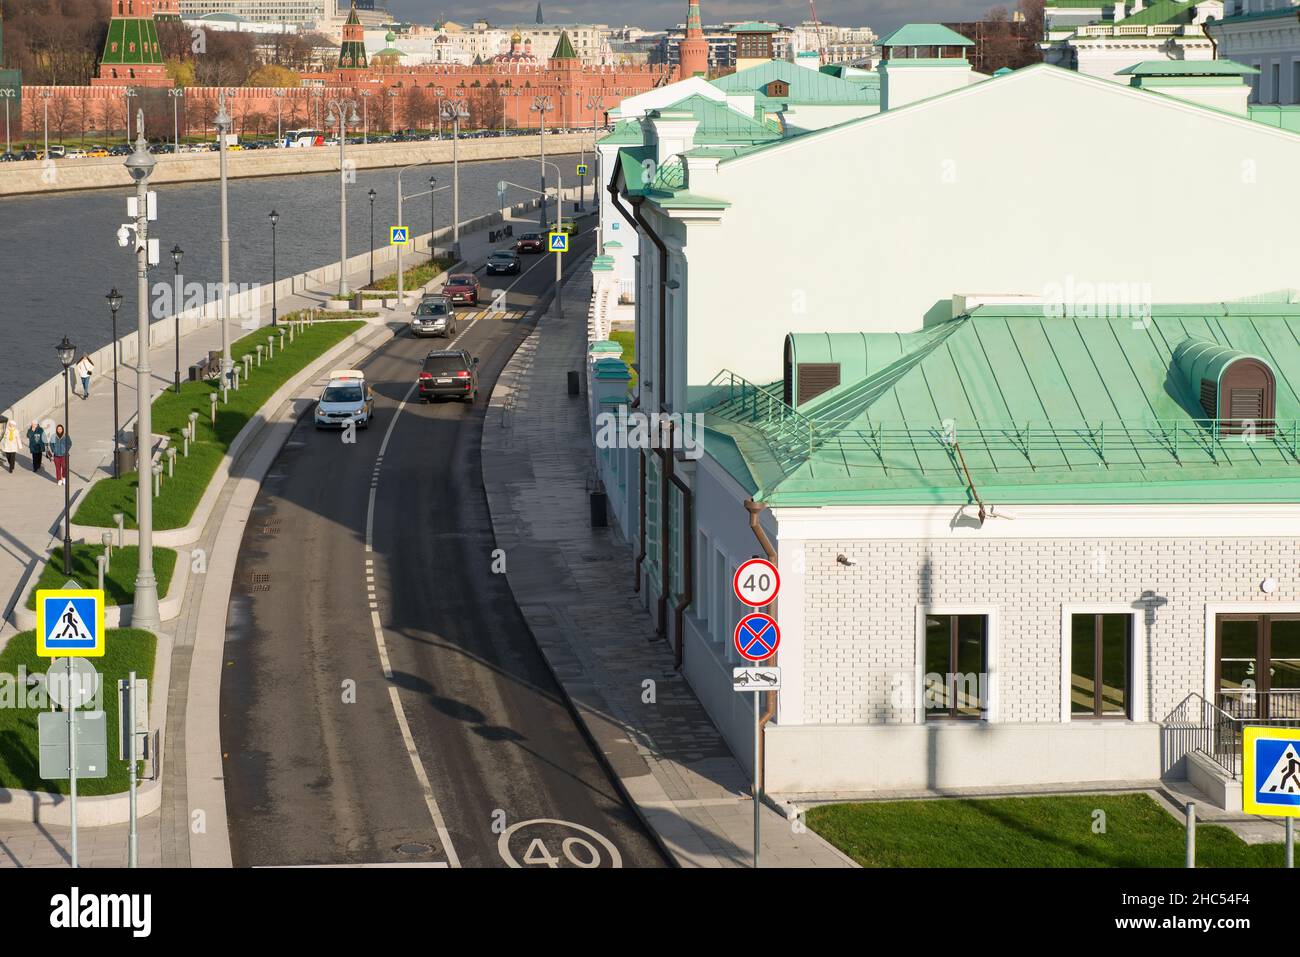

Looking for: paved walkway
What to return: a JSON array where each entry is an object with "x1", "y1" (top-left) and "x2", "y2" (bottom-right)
[
  {"x1": 482, "y1": 261, "x2": 853, "y2": 867},
  {"x1": 0, "y1": 209, "x2": 542, "y2": 868}
]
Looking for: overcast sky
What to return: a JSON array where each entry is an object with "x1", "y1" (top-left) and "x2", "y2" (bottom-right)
[{"x1": 382, "y1": 1, "x2": 1000, "y2": 34}]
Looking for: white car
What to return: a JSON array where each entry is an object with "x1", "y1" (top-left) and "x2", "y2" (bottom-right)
[
  {"x1": 314, "y1": 369, "x2": 375, "y2": 430},
  {"x1": 65, "y1": 148, "x2": 87, "y2": 160}
]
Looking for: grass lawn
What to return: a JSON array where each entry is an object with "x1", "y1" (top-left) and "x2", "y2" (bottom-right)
[
  {"x1": 805, "y1": 793, "x2": 1284, "y2": 868},
  {"x1": 0, "y1": 629, "x2": 155, "y2": 796},
  {"x1": 609, "y1": 330, "x2": 636, "y2": 391},
  {"x1": 25, "y1": 545, "x2": 176, "y2": 611},
  {"x1": 364, "y1": 256, "x2": 456, "y2": 292},
  {"x1": 74, "y1": 321, "x2": 363, "y2": 530},
  {"x1": 283, "y1": 309, "x2": 378, "y2": 322}
]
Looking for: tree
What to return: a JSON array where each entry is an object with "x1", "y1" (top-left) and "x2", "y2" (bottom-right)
[
  {"x1": 166, "y1": 58, "x2": 195, "y2": 88},
  {"x1": 246, "y1": 64, "x2": 301, "y2": 88},
  {"x1": 49, "y1": 94, "x2": 73, "y2": 143},
  {"x1": 193, "y1": 31, "x2": 257, "y2": 88},
  {"x1": 468, "y1": 85, "x2": 504, "y2": 131},
  {"x1": 403, "y1": 86, "x2": 430, "y2": 131},
  {"x1": 95, "y1": 97, "x2": 116, "y2": 139}
]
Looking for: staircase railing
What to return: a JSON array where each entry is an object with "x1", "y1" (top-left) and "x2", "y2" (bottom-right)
[{"x1": 1163, "y1": 692, "x2": 1241, "y2": 780}]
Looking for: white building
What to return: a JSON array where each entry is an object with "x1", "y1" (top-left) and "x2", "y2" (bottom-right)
[
  {"x1": 180, "y1": 0, "x2": 329, "y2": 23},
  {"x1": 589, "y1": 24, "x2": 1300, "y2": 802},
  {"x1": 1042, "y1": 0, "x2": 1220, "y2": 79},
  {"x1": 1206, "y1": 0, "x2": 1300, "y2": 103}
]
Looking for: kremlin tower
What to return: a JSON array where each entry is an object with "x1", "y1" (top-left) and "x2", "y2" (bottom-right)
[
  {"x1": 678, "y1": 0, "x2": 709, "y2": 79},
  {"x1": 96, "y1": 0, "x2": 168, "y2": 86}
]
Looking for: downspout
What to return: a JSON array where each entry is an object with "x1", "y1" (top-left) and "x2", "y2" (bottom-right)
[
  {"x1": 662, "y1": 420, "x2": 693, "y2": 669},
  {"x1": 744, "y1": 498, "x2": 778, "y2": 792}
]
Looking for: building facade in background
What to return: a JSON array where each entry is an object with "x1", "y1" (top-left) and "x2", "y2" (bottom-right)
[
  {"x1": 1041, "y1": 0, "x2": 1220, "y2": 79},
  {"x1": 1206, "y1": 0, "x2": 1300, "y2": 104}
]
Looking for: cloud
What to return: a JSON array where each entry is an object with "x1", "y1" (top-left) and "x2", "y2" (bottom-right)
[{"x1": 383, "y1": 0, "x2": 998, "y2": 35}]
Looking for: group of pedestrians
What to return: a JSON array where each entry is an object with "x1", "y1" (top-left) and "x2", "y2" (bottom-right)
[{"x1": 1, "y1": 417, "x2": 72, "y2": 484}]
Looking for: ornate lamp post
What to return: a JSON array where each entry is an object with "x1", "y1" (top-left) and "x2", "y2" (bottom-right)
[
  {"x1": 326, "y1": 98, "x2": 361, "y2": 298},
  {"x1": 167, "y1": 87, "x2": 184, "y2": 153},
  {"x1": 170, "y1": 245, "x2": 183, "y2": 393},
  {"x1": 530, "y1": 95, "x2": 554, "y2": 229},
  {"x1": 269, "y1": 210, "x2": 279, "y2": 326},
  {"x1": 215, "y1": 93, "x2": 233, "y2": 387},
  {"x1": 106, "y1": 289, "x2": 123, "y2": 478},
  {"x1": 441, "y1": 99, "x2": 468, "y2": 258},
  {"x1": 56, "y1": 334, "x2": 75, "y2": 575},
  {"x1": 367, "y1": 189, "x2": 377, "y2": 286}
]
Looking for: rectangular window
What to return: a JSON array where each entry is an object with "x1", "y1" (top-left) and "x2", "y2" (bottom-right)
[
  {"x1": 1070, "y1": 614, "x2": 1131, "y2": 718},
  {"x1": 1272, "y1": 63, "x2": 1282, "y2": 104},
  {"x1": 1292, "y1": 61, "x2": 1300, "y2": 104},
  {"x1": 924, "y1": 614, "x2": 987, "y2": 720}
]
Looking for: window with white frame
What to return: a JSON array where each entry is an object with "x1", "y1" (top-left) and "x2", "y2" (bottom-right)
[{"x1": 1069, "y1": 613, "x2": 1132, "y2": 719}]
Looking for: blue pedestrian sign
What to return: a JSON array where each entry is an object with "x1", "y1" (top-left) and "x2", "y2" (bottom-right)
[
  {"x1": 1244, "y1": 727, "x2": 1300, "y2": 817},
  {"x1": 390, "y1": 226, "x2": 410, "y2": 245},
  {"x1": 36, "y1": 588, "x2": 105, "y2": 658},
  {"x1": 548, "y1": 231, "x2": 569, "y2": 253},
  {"x1": 733, "y1": 613, "x2": 780, "y2": 662},
  {"x1": 577, "y1": 163, "x2": 588, "y2": 176}
]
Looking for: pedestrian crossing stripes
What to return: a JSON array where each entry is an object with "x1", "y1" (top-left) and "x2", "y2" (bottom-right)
[{"x1": 455, "y1": 309, "x2": 529, "y2": 323}]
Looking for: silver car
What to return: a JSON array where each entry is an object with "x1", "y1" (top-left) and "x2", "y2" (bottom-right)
[{"x1": 411, "y1": 296, "x2": 457, "y2": 338}]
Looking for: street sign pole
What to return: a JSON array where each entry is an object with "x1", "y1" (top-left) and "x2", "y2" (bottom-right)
[
  {"x1": 753, "y1": 689, "x2": 761, "y2": 868},
  {"x1": 1288, "y1": 817, "x2": 1294, "y2": 869},
  {"x1": 68, "y1": 655, "x2": 78, "y2": 868},
  {"x1": 128, "y1": 670, "x2": 138, "y2": 868}
]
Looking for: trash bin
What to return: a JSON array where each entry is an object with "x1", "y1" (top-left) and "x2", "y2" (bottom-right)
[
  {"x1": 350, "y1": 291, "x2": 364, "y2": 310},
  {"x1": 589, "y1": 488, "x2": 608, "y2": 528},
  {"x1": 114, "y1": 447, "x2": 137, "y2": 474},
  {"x1": 567, "y1": 371, "x2": 580, "y2": 396}
]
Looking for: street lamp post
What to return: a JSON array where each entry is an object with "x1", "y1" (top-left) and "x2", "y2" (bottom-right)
[
  {"x1": 0, "y1": 88, "x2": 14, "y2": 156},
  {"x1": 327, "y1": 98, "x2": 360, "y2": 298},
  {"x1": 124, "y1": 114, "x2": 160, "y2": 630},
  {"x1": 367, "y1": 189, "x2": 376, "y2": 286},
  {"x1": 429, "y1": 175, "x2": 437, "y2": 263},
  {"x1": 39, "y1": 91, "x2": 51, "y2": 159},
  {"x1": 123, "y1": 88, "x2": 136, "y2": 143},
  {"x1": 167, "y1": 88, "x2": 183, "y2": 154},
  {"x1": 530, "y1": 95, "x2": 554, "y2": 229},
  {"x1": 441, "y1": 99, "x2": 468, "y2": 258},
  {"x1": 106, "y1": 289, "x2": 123, "y2": 479},
  {"x1": 274, "y1": 89, "x2": 285, "y2": 145},
  {"x1": 582, "y1": 94, "x2": 605, "y2": 213},
  {"x1": 170, "y1": 245, "x2": 183, "y2": 393},
  {"x1": 215, "y1": 93, "x2": 233, "y2": 388},
  {"x1": 56, "y1": 335, "x2": 75, "y2": 576},
  {"x1": 360, "y1": 89, "x2": 372, "y2": 144},
  {"x1": 386, "y1": 88, "x2": 398, "y2": 132},
  {"x1": 269, "y1": 210, "x2": 279, "y2": 326}
]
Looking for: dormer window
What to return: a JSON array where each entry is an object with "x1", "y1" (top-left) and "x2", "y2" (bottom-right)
[
  {"x1": 1199, "y1": 357, "x2": 1276, "y2": 435},
  {"x1": 765, "y1": 79, "x2": 789, "y2": 97}
]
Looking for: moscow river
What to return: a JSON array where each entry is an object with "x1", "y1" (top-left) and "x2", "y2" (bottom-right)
[{"x1": 0, "y1": 153, "x2": 578, "y2": 411}]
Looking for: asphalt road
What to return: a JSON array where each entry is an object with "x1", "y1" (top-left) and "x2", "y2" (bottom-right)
[{"x1": 220, "y1": 225, "x2": 667, "y2": 868}]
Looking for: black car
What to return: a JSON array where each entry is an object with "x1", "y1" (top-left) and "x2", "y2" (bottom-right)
[
  {"x1": 0, "y1": 152, "x2": 17, "y2": 162},
  {"x1": 418, "y1": 349, "x2": 479, "y2": 403},
  {"x1": 18, "y1": 149, "x2": 37, "y2": 161},
  {"x1": 486, "y1": 249, "x2": 520, "y2": 275},
  {"x1": 109, "y1": 144, "x2": 132, "y2": 156}
]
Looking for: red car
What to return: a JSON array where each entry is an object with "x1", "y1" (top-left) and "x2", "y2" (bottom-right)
[
  {"x1": 441, "y1": 273, "x2": 481, "y2": 305},
  {"x1": 515, "y1": 232, "x2": 543, "y2": 254}
]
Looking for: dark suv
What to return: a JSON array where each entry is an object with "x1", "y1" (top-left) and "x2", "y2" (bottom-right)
[{"x1": 419, "y1": 349, "x2": 479, "y2": 403}]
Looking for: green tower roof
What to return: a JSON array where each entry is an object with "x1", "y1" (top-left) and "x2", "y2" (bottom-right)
[{"x1": 551, "y1": 30, "x2": 577, "y2": 60}]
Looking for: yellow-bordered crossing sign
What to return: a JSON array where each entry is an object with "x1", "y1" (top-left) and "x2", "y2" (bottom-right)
[
  {"x1": 390, "y1": 226, "x2": 410, "y2": 245},
  {"x1": 1243, "y1": 726, "x2": 1300, "y2": 817},
  {"x1": 577, "y1": 163, "x2": 588, "y2": 176},
  {"x1": 548, "y1": 231, "x2": 569, "y2": 253},
  {"x1": 36, "y1": 588, "x2": 106, "y2": 658}
]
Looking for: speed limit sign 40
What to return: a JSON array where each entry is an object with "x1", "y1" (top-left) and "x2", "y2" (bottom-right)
[{"x1": 733, "y1": 558, "x2": 780, "y2": 607}]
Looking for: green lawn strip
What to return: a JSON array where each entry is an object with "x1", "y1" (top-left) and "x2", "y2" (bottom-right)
[
  {"x1": 25, "y1": 546, "x2": 176, "y2": 611},
  {"x1": 283, "y1": 309, "x2": 378, "y2": 322},
  {"x1": 609, "y1": 330, "x2": 636, "y2": 391},
  {"x1": 73, "y1": 321, "x2": 364, "y2": 530},
  {"x1": 0, "y1": 629, "x2": 155, "y2": 796},
  {"x1": 363, "y1": 256, "x2": 456, "y2": 292},
  {"x1": 805, "y1": 794, "x2": 1283, "y2": 868}
]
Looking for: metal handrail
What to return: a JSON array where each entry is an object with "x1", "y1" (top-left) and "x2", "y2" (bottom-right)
[{"x1": 1163, "y1": 691, "x2": 1300, "y2": 781}]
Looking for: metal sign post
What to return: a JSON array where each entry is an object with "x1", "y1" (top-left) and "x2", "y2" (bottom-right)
[
  {"x1": 127, "y1": 671, "x2": 137, "y2": 867},
  {"x1": 733, "y1": 553, "x2": 781, "y2": 869},
  {"x1": 68, "y1": 656, "x2": 77, "y2": 867}
]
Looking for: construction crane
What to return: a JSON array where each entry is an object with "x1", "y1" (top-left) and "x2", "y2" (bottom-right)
[{"x1": 808, "y1": 0, "x2": 825, "y2": 63}]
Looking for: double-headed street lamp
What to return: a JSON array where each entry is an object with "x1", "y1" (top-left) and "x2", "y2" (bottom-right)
[
  {"x1": 269, "y1": 210, "x2": 279, "y2": 326},
  {"x1": 530, "y1": 95, "x2": 555, "y2": 229},
  {"x1": 580, "y1": 94, "x2": 606, "y2": 212},
  {"x1": 215, "y1": 93, "x2": 233, "y2": 387},
  {"x1": 106, "y1": 289, "x2": 123, "y2": 479},
  {"x1": 56, "y1": 335, "x2": 75, "y2": 575},
  {"x1": 124, "y1": 113, "x2": 161, "y2": 631},
  {"x1": 441, "y1": 99, "x2": 468, "y2": 258},
  {"x1": 359, "y1": 89, "x2": 372, "y2": 144},
  {"x1": 0, "y1": 88, "x2": 15, "y2": 157},
  {"x1": 170, "y1": 245, "x2": 183, "y2": 393},
  {"x1": 167, "y1": 87, "x2": 184, "y2": 154},
  {"x1": 367, "y1": 189, "x2": 377, "y2": 286},
  {"x1": 273, "y1": 89, "x2": 285, "y2": 145},
  {"x1": 327, "y1": 97, "x2": 361, "y2": 298},
  {"x1": 38, "y1": 91, "x2": 52, "y2": 159}
]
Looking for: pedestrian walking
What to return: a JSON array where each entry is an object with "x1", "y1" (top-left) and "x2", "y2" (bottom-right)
[
  {"x1": 26, "y1": 419, "x2": 45, "y2": 472},
  {"x1": 74, "y1": 354, "x2": 95, "y2": 400},
  {"x1": 0, "y1": 417, "x2": 19, "y2": 474},
  {"x1": 50, "y1": 424, "x2": 71, "y2": 486}
]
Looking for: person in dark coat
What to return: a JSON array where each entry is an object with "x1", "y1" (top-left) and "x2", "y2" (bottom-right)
[{"x1": 26, "y1": 420, "x2": 45, "y2": 472}]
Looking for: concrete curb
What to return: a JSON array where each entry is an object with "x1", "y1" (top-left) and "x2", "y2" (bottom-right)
[
  {"x1": 183, "y1": 319, "x2": 401, "y2": 868},
  {"x1": 0, "y1": 623, "x2": 173, "y2": 826},
  {"x1": 8, "y1": 553, "x2": 190, "y2": 631}
]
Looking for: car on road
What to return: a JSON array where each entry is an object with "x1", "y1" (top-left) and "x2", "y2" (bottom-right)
[
  {"x1": 86, "y1": 146, "x2": 109, "y2": 157},
  {"x1": 45, "y1": 145, "x2": 66, "y2": 159},
  {"x1": 558, "y1": 218, "x2": 577, "y2": 235},
  {"x1": 18, "y1": 149, "x2": 38, "y2": 161},
  {"x1": 515, "y1": 232, "x2": 543, "y2": 254},
  {"x1": 65, "y1": 148, "x2": 88, "y2": 160},
  {"x1": 441, "y1": 272, "x2": 481, "y2": 305},
  {"x1": 419, "y1": 349, "x2": 479, "y2": 403},
  {"x1": 410, "y1": 296, "x2": 457, "y2": 338},
  {"x1": 0, "y1": 152, "x2": 17, "y2": 162},
  {"x1": 485, "y1": 249, "x2": 520, "y2": 275},
  {"x1": 314, "y1": 369, "x2": 375, "y2": 430},
  {"x1": 109, "y1": 144, "x2": 132, "y2": 156}
]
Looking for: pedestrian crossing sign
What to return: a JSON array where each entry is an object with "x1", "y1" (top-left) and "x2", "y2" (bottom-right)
[
  {"x1": 577, "y1": 163, "x2": 588, "y2": 176},
  {"x1": 548, "y1": 231, "x2": 568, "y2": 253},
  {"x1": 1243, "y1": 726, "x2": 1300, "y2": 817},
  {"x1": 390, "y1": 226, "x2": 410, "y2": 245},
  {"x1": 36, "y1": 588, "x2": 105, "y2": 658}
]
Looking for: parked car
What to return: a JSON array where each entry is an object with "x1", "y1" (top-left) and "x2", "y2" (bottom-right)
[
  {"x1": 0, "y1": 152, "x2": 17, "y2": 162},
  {"x1": 64, "y1": 148, "x2": 88, "y2": 160},
  {"x1": 558, "y1": 218, "x2": 577, "y2": 235},
  {"x1": 18, "y1": 149, "x2": 37, "y2": 161},
  {"x1": 418, "y1": 349, "x2": 479, "y2": 403},
  {"x1": 314, "y1": 369, "x2": 375, "y2": 430},
  {"x1": 410, "y1": 296, "x2": 457, "y2": 338},
  {"x1": 486, "y1": 249, "x2": 520, "y2": 275},
  {"x1": 515, "y1": 232, "x2": 543, "y2": 254},
  {"x1": 109, "y1": 144, "x2": 132, "y2": 156},
  {"x1": 86, "y1": 146, "x2": 109, "y2": 157},
  {"x1": 45, "y1": 145, "x2": 66, "y2": 159},
  {"x1": 441, "y1": 272, "x2": 481, "y2": 305}
]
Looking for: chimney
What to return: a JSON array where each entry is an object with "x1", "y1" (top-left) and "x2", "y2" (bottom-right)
[
  {"x1": 876, "y1": 24, "x2": 975, "y2": 112},
  {"x1": 1117, "y1": 59, "x2": 1257, "y2": 116},
  {"x1": 646, "y1": 108, "x2": 699, "y2": 167}
]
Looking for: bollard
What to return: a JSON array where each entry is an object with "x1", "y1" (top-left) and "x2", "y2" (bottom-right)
[
  {"x1": 209, "y1": 393, "x2": 218, "y2": 425},
  {"x1": 279, "y1": 330, "x2": 286, "y2": 352},
  {"x1": 188, "y1": 411, "x2": 199, "y2": 441},
  {"x1": 97, "y1": 554, "x2": 107, "y2": 593},
  {"x1": 288, "y1": 322, "x2": 295, "y2": 343},
  {"x1": 183, "y1": 435, "x2": 189, "y2": 458},
  {"x1": 256, "y1": 344, "x2": 264, "y2": 367},
  {"x1": 113, "y1": 513, "x2": 125, "y2": 549},
  {"x1": 221, "y1": 384, "x2": 229, "y2": 404},
  {"x1": 242, "y1": 354, "x2": 252, "y2": 380},
  {"x1": 232, "y1": 367, "x2": 241, "y2": 392},
  {"x1": 152, "y1": 463, "x2": 162, "y2": 498},
  {"x1": 1185, "y1": 802, "x2": 1196, "y2": 868},
  {"x1": 100, "y1": 531, "x2": 113, "y2": 570},
  {"x1": 267, "y1": 335, "x2": 275, "y2": 359},
  {"x1": 166, "y1": 446, "x2": 177, "y2": 478}
]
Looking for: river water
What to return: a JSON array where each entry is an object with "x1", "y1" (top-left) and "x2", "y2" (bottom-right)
[{"x1": 0, "y1": 153, "x2": 577, "y2": 412}]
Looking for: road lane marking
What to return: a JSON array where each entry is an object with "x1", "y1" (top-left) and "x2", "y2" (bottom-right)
[{"x1": 388, "y1": 685, "x2": 461, "y2": 868}]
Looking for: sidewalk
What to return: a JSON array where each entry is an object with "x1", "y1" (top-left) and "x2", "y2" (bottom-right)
[
  {"x1": 0, "y1": 208, "x2": 543, "y2": 868},
  {"x1": 482, "y1": 262, "x2": 854, "y2": 867}
]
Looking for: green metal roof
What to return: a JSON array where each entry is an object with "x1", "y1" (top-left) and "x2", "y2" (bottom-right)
[
  {"x1": 731, "y1": 21, "x2": 779, "y2": 33},
  {"x1": 1117, "y1": 60, "x2": 1260, "y2": 77},
  {"x1": 697, "y1": 303, "x2": 1300, "y2": 506},
  {"x1": 1249, "y1": 105, "x2": 1300, "y2": 133},
  {"x1": 877, "y1": 24, "x2": 974, "y2": 48},
  {"x1": 1119, "y1": 0, "x2": 1197, "y2": 26},
  {"x1": 599, "y1": 118, "x2": 645, "y2": 144},
  {"x1": 710, "y1": 58, "x2": 878, "y2": 106},
  {"x1": 551, "y1": 30, "x2": 577, "y2": 60},
  {"x1": 101, "y1": 16, "x2": 163, "y2": 66}
]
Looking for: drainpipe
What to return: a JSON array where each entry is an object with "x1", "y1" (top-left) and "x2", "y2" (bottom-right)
[
  {"x1": 658, "y1": 420, "x2": 693, "y2": 667},
  {"x1": 744, "y1": 498, "x2": 778, "y2": 792}
]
